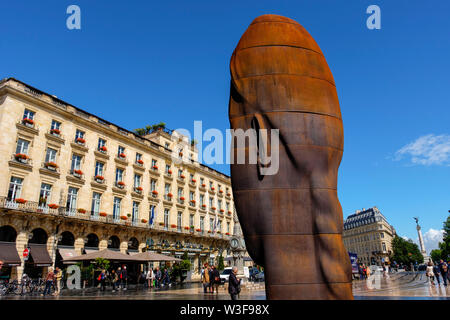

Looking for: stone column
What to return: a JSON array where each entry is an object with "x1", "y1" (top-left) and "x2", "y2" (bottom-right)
[
  {"x1": 74, "y1": 238, "x2": 85, "y2": 255},
  {"x1": 15, "y1": 231, "x2": 29, "y2": 281},
  {"x1": 99, "y1": 239, "x2": 108, "y2": 251}
]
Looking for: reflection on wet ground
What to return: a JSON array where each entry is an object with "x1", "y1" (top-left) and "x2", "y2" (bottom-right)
[{"x1": 2, "y1": 272, "x2": 449, "y2": 300}]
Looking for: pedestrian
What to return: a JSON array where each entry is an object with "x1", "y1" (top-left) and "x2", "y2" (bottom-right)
[
  {"x1": 146, "y1": 268, "x2": 153, "y2": 288},
  {"x1": 358, "y1": 264, "x2": 363, "y2": 280},
  {"x1": 426, "y1": 261, "x2": 435, "y2": 285},
  {"x1": 228, "y1": 266, "x2": 241, "y2": 300},
  {"x1": 110, "y1": 269, "x2": 118, "y2": 292},
  {"x1": 365, "y1": 265, "x2": 371, "y2": 279},
  {"x1": 155, "y1": 266, "x2": 162, "y2": 288},
  {"x1": 98, "y1": 269, "x2": 107, "y2": 291},
  {"x1": 42, "y1": 267, "x2": 55, "y2": 296},
  {"x1": 122, "y1": 266, "x2": 128, "y2": 290},
  {"x1": 211, "y1": 266, "x2": 221, "y2": 294},
  {"x1": 202, "y1": 265, "x2": 210, "y2": 293},
  {"x1": 433, "y1": 262, "x2": 441, "y2": 285},
  {"x1": 439, "y1": 260, "x2": 448, "y2": 286},
  {"x1": 209, "y1": 266, "x2": 215, "y2": 292},
  {"x1": 54, "y1": 267, "x2": 63, "y2": 295},
  {"x1": 362, "y1": 264, "x2": 367, "y2": 280},
  {"x1": 117, "y1": 267, "x2": 122, "y2": 290}
]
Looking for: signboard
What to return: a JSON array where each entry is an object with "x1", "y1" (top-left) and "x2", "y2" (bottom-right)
[
  {"x1": 348, "y1": 252, "x2": 358, "y2": 273},
  {"x1": 23, "y1": 248, "x2": 30, "y2": 261}
]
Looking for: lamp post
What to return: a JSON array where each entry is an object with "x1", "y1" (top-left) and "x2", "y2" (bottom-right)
[{"x1": 52, "y1": 234, "x2": 63, "y2": 268}]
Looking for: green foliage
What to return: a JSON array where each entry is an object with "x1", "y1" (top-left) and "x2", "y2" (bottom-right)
[
  {"x1": 180, "y1": 251, "x2": 191, "y2": 270},
  {"x1": 430, "y1": 249, "x2": 443, "y2": 262},
  {"x1": 78, "y1": 262, "x2": 94, "y2": 281},
  {"x1": 134, "y1": 128, "x2": 146, "y2": 136},
  {"x1": 94, "y1": 258, "x2": 110, "y2": 271},
  {"x1": 191, "y1": 139, "x2": 198, "y2": 146},
  {"x1": 134, "y1": 122, "x2": 167, "y2": 136},
  {"x1": 218, "y1": 254, "x2": 225, "y2": 271},
  {"x1": 391, "y1": 235, "x2": 424, "y2": 265},
  {"x1": 439, "y1": 215, "x2": 450, "y2": 260}
]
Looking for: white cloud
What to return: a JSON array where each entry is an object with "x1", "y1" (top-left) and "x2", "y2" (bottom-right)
[
  {"x1": 395, "y1": 134, "x2": 450, "y2": 165},
  {"x1": 413, "y1": 228, "x2": 444, "y2": 254}
]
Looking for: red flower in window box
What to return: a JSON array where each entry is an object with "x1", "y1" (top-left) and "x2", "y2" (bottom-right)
[
  {"x1": 119, "y1": 153, "x2": 126, "y2": 159},
  {"x1": 99, "y1": 146, "x2": 107, "y2": 152},
  {"x1": 191, "y1": 179, "x2": 196, "y2": 183},
  {"x1": 171, "y1": 224, "x2": 177, "y2": 228},
  {"x1": 95, "y1": 175, "x2": 104, "y2": 180},
  {"x1": 180, "y1": 175, "x2": 185, "y2": 179},
  {"x1": 220, "y1": 209, "x2": 225, "y2": 213},
  {"x1": 136, "y1": 186, "x2": 143, "y2": 191},
  {"x1": 152, "y1": 165, "x2": 158, "y2": 170},
  {"x1": 159, "y1": 222, "x2": 165, "y2": 226},
  {"x1": 23, "y1": 118, "x2": 34, "y2": 125},
  {"x1": 228, "y1": 211, "x2": 232, "y2": 215},
  {"x1": 207, "y1": 230, "x2": 211, "y2": 233},
  {"x1": 226, "y1": 193, "x2": 231, "y2": 197},
  {"x1": 120, "y1": 215, "x2": 128, "y2": 220},
  {"x1": 201, "y1": 204, "x2": 206, "y2": 208},
  {"x1": 167, "y1": 193, "x2": 173, "y2": 198},
  {"x1": 226, "y1": 232, "x2": 230, "y2": 236},
  {"x1": 179, "y1": 152, "x2": 183, "y2": 157},
  {"x1": 219, "y1": 190, "x2": 223, "y2": 193},
  {"x1": 48, "y1": 203, "x2": 59, "y2": 209},
  {"x1": 202, "y1": 183, "x2": 206, "y2": 187},
  {"x1": 137, "y1": 159, "x2": 144, "y2": 165},
  {"x1": 180, "y1": 197, "x2": 185, "y2": 201},
  {"x1": 190, "y1": 199, "x2": 196, "y2": 203},
  {"x1": 74, "y1": 169, "x2": 83, "y2": 175},
  {"x1": 15, "y1": 153, "x2": 28, "y2": 160},
  {"x1": 46, "y1": 162, "x2": 58, "y2": 168},
  {"x1": 167, "y1": 169, "x2": 172, "y2": 174},
  {"x1": 50, "y1": 128, "x2": 60, "y2": 135},
  {"x1": 211, "y1": 187, "x2": 215, "y2": 191},
  {"x1": 99, "y1": 212, "x2": 107, "y2": 217},
  {"x1": 76, "y1": 137, "x2": 85, "y2": 144},
  {"x1": 196, "y1": 228, "x2": 201, "y2": 232},
  {"x1": 78, "y1": 208, "x2": 87, "y2": 214},
  {"x1": 15, "y1": 198, "x2": 27, "y2": 204},
  {"x1": 117, "y1": 181, "x2": 125, "y2": 186},
  {"x1": 152, "y1": 190, "x2": 158, "y2": 195},
  {"x1": 141, "y1": 219, "x2": 148, "y2": 223},
  {"x1": 211, "y1": 207, "x2": 216, "y2": 211},
  {"x1": 184, "y1": 226, "x2": 190, "y2": 230}
]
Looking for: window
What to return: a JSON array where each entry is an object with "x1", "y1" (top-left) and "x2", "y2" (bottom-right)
[
  {"x1": 210, "y1": 218, "x2": 214, "y2": 231},
  {"x1": 218, "y1": 220, "x2": 222, "y2": 232},
  {"x1": 380, "y1": 233, "x2": 384, "y2": 239},
  {"x1": 178, "y1": 169, "x2": 183, "y2": 178},
  {"x1": 189, "y1": 214, "x2": 194, "y2": 231},
  {"x1": 39, "y1": 183, "x2": 52, "y2": 206},
  {"x1": 136, "y1": 153, "x2": 142, "y2": 163},
  {"x1": 134, "y1": 174, "x2": 141, "y2": 188},
  {"x1": 227, "y1": 222, "x2": 230, "y2": 234},
  {"x1": 200, "y1": 216, "x2": 204, "y2": 232},
  {"x1": 113, "y1": 197, "x2": 121, "y2": 219},
  {"x1": 91, "y1": 192, "x2": 101, "y2": 216},
  {"x1": 23, "y1": 109, "x2": 35, "y2": 120},
  {"x1": 151, "y1": 159, "x2": 157, "y2": 168},
  {"x1": 118, "y1": 146, "x2": 125, "y2": 156},
  {"x1": 115, "y1": 168, "x2": 124, "y2": 182},
  {"x1": 200, "y1": 178, "x2": 204, "y2": 186},
  {"x1": 189, "y1": 191, "x2": 195, "y2": 201},
  {"x1": 98, "y1": 138, "x2": 106, "y2": 150},
  {"x1": 165, "y1": 142, "x2": 170, "y2": 149},
  {"x1": 165, "y1": 164, "x2": 171, "y2": 174},
  {"x1": 132, "y1": 201, "x2": 139, "y2": 222},
  {"x1": 382, "y1": 243, "x2": 386, "y2": 252},
  {"x1": 149, "y1": 205, "x2": 156, "y2": 225},
  {"x1": 177, "y1": 212, "x2": 182, "y2": 231},
  {"x1": 45, "y1": 148, "x2": 57, "y2": 163},
  {"x1": 51, "y1": 120, "x2": 61, "y2": 130},
  {"x1": 150, "y1": 179, "x2": 157, "y2": 192},
  {"x1": 218, "y1": 200, "x2": 222, "y2": 210},
  {"x1": 95, "y1": 161, "x2": 104, "y2": 176},
  {"x1": 226, "y1": 202, "x2": 229, "y2": 211},
  {"x1": 199, "y1": 194, "x2": 204, "y2": 206},
  {"x1": 164, "y1": 183, "x2": 171, "y2": 195},
  {"x1": 7, "y1": 177, "x2": 23, "y2": 201},
  {"x1": 66, "y1": 187, "x2": 78, "y2": 213},
  {"x1": 209, "y1": 181, "x2": 213, "y2": 189},
  {"x1": 16, "y1": 138, "x2": 30, "y2": 155},
  {"x1": 178, "y1": 187, "x2": 183, "y2": 199},
  {"x1": 75, "y1": 129, "x2": 84, "y2": 140},
  {"x1": 164, "y1": 209, "x2": 169, "y2": 230},
  {"x1": 71, "y1": 154, "x2": 82, "y2": 172},
  {"x1": 190, "y1": 174, "x2": 194, "y2": 182},
  {"x1": 209, "y1": 197, "x2": 213, "y2": 208}
]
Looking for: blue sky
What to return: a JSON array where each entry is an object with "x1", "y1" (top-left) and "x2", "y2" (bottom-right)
[{"x1": 1, "y1": 0, "x2": 449, "y2": 250}]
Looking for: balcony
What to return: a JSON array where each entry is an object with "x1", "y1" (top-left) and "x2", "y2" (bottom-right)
[
  {"x1": 40, "y1": 162, "x2": 60, "y2": 178},
  {"x1": 177, "y1": 175, "x2": 186, "y2": 184},
  {"x1": 91, "y1": 176, "x2": 107, "y2": 190},
  {"x1": 45, "y1": 129, "x2": 65, "y2": 144},
  {"x1": 149, "y1": 166, "x2": 160, "y2": 177},
  {"x1": 199, "y1": 184, "x2": 206, "y2": 191},
  {"x1": 71, "y1": 139, "x2": 88, "y2": 153},
  {"x1": 115, "y1": 154, "x2": 128, "y2": 166},
  {"x1": 67, "y1": 169, "x2": 85, "y2": 185},
  {"x1": 94, "y1": 147, "x2": 110, "y2": 160},
  {"x1": 133, "y1": 160, "x2": 145, "y2": 171},
  {"x1": 189, "y1": 200, "x2": 196, "y2": 208},
  {"x1": 164, "y1": 171, "x2": 173, "y2": 180},
  {"x1": 218, "y1": 190, "x2": 224, "y2": 197},
  {"x1": 16, "y1": 120, "x2": 39, "y2": 136},
  {"x1": 189, "y1": 180, "x2": 197, "y2": 187},
  {"x1": 9, "y1": 154, "x2": 33, "y2": 172}
]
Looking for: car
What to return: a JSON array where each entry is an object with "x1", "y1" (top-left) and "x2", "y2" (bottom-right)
[
  {"x1": 369, "y1": 265, "x2": 383, "y2": 274},
  {"x1": 220, "y1": 267, "x2": 232, "y2": 284}
]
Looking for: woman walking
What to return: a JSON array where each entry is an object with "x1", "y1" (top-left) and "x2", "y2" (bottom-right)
[{"x1": 426, "y1": 261, "x2": 435, "y2": 285}]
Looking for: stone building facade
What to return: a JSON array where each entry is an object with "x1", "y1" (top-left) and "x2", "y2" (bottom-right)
[
  {"x1": 343, "y1": 207, "x2": 396, "y2": 266},
  {"x1": 0, "y1": 78, "x2": 235, "y2": 281}
]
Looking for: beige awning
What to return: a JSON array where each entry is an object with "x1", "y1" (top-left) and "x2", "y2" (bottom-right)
[
  {"x1": 69, "y1": 249, "x2": 140, "y2": 262},
  {"x1": 58, "y1": 248, "x2": 79, "y2": 263},
  {"x1": 133, "y1": 251, "x2": 182, "y2": 262}
]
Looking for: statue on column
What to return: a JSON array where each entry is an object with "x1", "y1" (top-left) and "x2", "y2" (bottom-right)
[
  {"x1": 229, "y1": 14, "x2": 353, "y2": 299},
  {"x1": 414, "y1": 217, "x2": 428, "y2": 261}
]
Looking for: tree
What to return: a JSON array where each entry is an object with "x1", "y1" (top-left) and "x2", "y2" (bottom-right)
[
  {"x1": 94, "y1": 258, "x2": 110, "y2": 271},
  {"x1": 391, "y1": 235, "x2": 424, "y2": 265},
  {"x1": 441, "y1": 215, "x2": 450, "y2": 260},
  {"x1": 218, "y1": 254, "x2": 225, "y2": 271},
  {"x1": 430, "y1": 249, "x2": 442, "y2": 262},
  {"x1": 134, "y1": 128, "x2": 146, "y2": 136}
]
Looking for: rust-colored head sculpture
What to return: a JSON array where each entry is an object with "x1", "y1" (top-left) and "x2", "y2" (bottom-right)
[{"x1": 229, "y1": 14, "x2": 353, "y2": 299}]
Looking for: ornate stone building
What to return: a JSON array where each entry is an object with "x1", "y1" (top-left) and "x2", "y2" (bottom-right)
[
  {"x1": 0, "y1": 78, "x2": 235, "y2": 281},
  {"x1": 343, "y1": 207, "x2": 396, "y2": 266}
]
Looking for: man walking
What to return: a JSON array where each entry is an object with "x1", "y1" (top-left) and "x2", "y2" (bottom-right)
[
  {"x1": 202, "y1": 265, "x2": 210, "y2": 293},
  {"x1": 433, "y1": 262, "x2": 441, "y2": 285},
  {"x1": 155, "y1": 266, "x2": 162, "y2": 288},
  {"x1": 54, "y1": 267, "x2": 63, "y2": 295},
  {"x1": 42, "y1": 267, "x2": 55, "y2": 296},
  {"x1": 228, "y1": 266, "x2": 241, "y2": 300},
  {"x1": 211, "y1": 266, "x2": 220, "y2": 294},
  {"x1": 122, "y1": 266, "x2": 128, "y2": 290},
  {"x1": 439, "y1": 260, "x2": 448, "y2": 286}
]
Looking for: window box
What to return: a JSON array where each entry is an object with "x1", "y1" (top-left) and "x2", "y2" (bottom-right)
[
  {"x1": 50, "y1": 128, "x2": 60, "y2": 136},
  {"x1": 226, "y1": 193, "x2": 231, "y2": 197},
  {"x1": 75, "y1": 137, "x2": 86, "y2": 145},
  {"x1": 211, "y1": 207, "x2": 216, "y2": 211},
  {"x1": 99, "y1": 146, "x2": 107, "y2": 153},
  {"x1": 191, "y1": 179, "x2": 196, "y2": 183},
  {"x1": 152, "y1": 165, "x2": 158, "y2": 170},
  {"x1": 22, "y1": 118, "x2": 34, "y2": 126},
  {"x1": 45, "y1": 162, "x2": 58, "y2": 170},
  {"x1": 120, "y1": 215, "x2": 128, "y2": 220},
  {"x1": 220, "y1": 209, "x2": 225, "y2": 213},
  {"x1": 99, "y1": 212, "x2": 107, "y2": 217},
  {"x1": 201, "y1": 204, "x2": 206, "y2": 208},
  {"x1": 171, "y1": 224, "x2": 177, "y2": 229},
  {"x1": 118, "y1": 153, "x2": 126, "y2": 159},
  {"x1": 180, "y1": 196, "x2": 185, "y2": 201},
  {"x1": 167, "y1": 170, "x2": 172, "y2": 175},
  {"x1": 207, "y1": 230, "x2": 211, "y2": 233},
  {"x1": 78, "y1": 208, "x2": 86, "y2": 214},
  {"x1": 15, "y1": 198, "x2": 27, "y2": 204},
  {"x1": 179, "y1": 152, "x2": 183, "y2": 157},
  {"x1": 116, "y1": 181, "x2": 125, "y2": 188},
  {"x1": 228, "y1": 211, "x2": 232, "y2": 215},
  {"x1": 48, "y1": 204, "x2": 59, "y2": 209},
  {"x1": 225, "y1": 232, "x2": 230, "y2": 236},
  {"x1": 211, "y1": 187, "x2": 215, "y2": 191},
  {"x1": 136, "y1": 159, "x2": 144, "y2": 165},
  {"x1": 219, "y1": 190, "x2": 223, "y2": 194},
  {"x1": 184, "y1": 226, "x2": 190, "y2": 230},
  {"x1": 15, "y1": 153, "x2": 29, "y2": 163},
  {"x1": 141, "y1": 219, "x2": 148, "y2": 223},
  {"x1": 167, "y1": 193, "x2": 173, "y2": 198},
  {"x1": 73, "y1": 169, "x2": 83, "y2": 178},
  {"x1": 94, "y1": 175, "x2": 104, "y2": 183},
  {"x1": 180, "y1": 175, "x2": 185, "y2": 179},
  {"x1": 190, "y1": 200, "x2": 196, "y2": 204},
  {"x1": 196, "y1": 228, "x2": 202, "y2": 232},
  {"x1": 134, "y1": 186, "x2": 143, "y2": 193}
]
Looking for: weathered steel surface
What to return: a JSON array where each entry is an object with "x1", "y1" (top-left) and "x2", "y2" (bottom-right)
[{"x1": 229, "y1": 14, "x2": 353, "y2": 300}]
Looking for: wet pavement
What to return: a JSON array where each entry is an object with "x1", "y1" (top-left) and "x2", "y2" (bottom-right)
[{"x1": 2, "y1": 272, "x2": 450, "y2": 300}]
